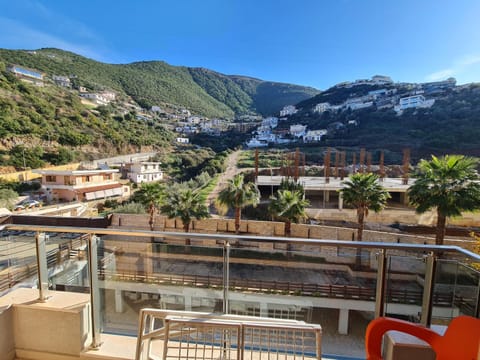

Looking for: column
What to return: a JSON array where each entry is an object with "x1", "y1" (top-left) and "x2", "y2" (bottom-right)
[
  {"x1": 260, "y1": 302, "x2": 268, "y2": 317},
  {"x1": 115, "y1": 289, "x2": 124, "y2": 313},
  {"x1": 338, "y1": 192, "x2": 343, "y2": 210},
  {"x1": 338, "y1": 308, "x2": 349, "y2": 335},
  {"x1": 184, "y1": 295, "x2": 192, "y2": 311}
]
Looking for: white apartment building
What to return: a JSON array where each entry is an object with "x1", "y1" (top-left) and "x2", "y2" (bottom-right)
[
  {"x1": 395, "y1": 95, "x2": 435, "y2": 113},
  {"x1": 314, "y1": 103, "x2": 331, "y2": 113},
  {"x1": 262, "y1": 116, "x2": 279, "y2": 128},
  {"x1": 371, "y1": 75, "x2": 393, "y2": 85},
  {"x1": 346, "y1": 101, "x2": 373, "y2": 110},
  {"x1": 303, "y1": 129, "x2": 327, "y2": 142},
  {"x1": 289, "y1": 124, "x2": 307, "y2": 138},
  {"x1": 246, "y1": 138, "x2": 268, "y2": 148},
  {"x1": 123, "y1": 162, "x2": 163, "y2": 184},
  {"x1": 279, "y1": 105, "x2": 298, "y2": 117},
  {"x1": 80, "y1": 93, "x2": 109, "y2": 105},
  {"x1": 52, "y1": 75, "x2": 71, "y2": 87}
]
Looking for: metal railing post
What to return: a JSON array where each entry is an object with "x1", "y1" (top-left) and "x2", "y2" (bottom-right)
[
  {"x1": 223, "y1": 239, "x2": 230, "y2": 314},
  {"x1": 374, "y1": 249, "x2": 387, "y2": 318},
  {"x1": 421, "y1": 252, "x2": 437, "y2": 326},
  {"x1": 87, "y1": 234, "x2": 102, "y2": 348},
  {"x1": 35, "y1": 232, "x2": 49, "y2": 301},
  {"x1": 475, "y1": 282, "x2": 480, "y2": 319}
]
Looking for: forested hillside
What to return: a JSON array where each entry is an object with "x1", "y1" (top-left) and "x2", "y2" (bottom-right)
[
  {"x1": 289, "y1": 82, "x2": 480, "y2": 161},
  {"x1": 0, "y1": 62, "x2": 174, "y2": 167},
  {"x1": 0, "y1": 48, "x2": 319, "y2": 118}
]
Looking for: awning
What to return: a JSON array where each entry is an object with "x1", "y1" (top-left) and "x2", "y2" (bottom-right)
[{"x1": 82, "y1": 185, "x2": 124, "y2": 200}]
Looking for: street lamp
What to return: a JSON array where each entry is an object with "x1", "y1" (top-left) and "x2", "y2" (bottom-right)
[{"x1": 22, "y1": 147, "x2": 26, "y2": 171}]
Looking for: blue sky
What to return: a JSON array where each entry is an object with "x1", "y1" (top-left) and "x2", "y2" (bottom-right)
[{"x1": 1, "y1": 0, "x2": 480, "y2": 89}]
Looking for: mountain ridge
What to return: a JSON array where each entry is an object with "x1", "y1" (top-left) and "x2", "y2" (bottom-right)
[{"x1": 0, "y1": 48, "x2": 320, "y2": 118}]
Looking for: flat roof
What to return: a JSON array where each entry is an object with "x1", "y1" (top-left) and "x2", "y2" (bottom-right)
[
  {"x1": 256, "y1": 176, "x2": 412, "y2": 192},
  {"x1": 33, "y1": 169, "x2": 119, "y2": 176}
]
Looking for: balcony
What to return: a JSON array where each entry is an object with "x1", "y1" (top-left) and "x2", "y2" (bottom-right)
[{"x1": 0, "y1": 221, "x2": 479, "y2": 359}]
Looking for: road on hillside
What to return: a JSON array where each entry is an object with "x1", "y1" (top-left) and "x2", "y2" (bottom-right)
[{"x1": 206, "y1": 150, "x2": 241, "y2": 215}]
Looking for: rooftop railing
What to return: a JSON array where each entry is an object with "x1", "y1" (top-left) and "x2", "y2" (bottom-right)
[{"x1": 1, "y1": 224, "x2": 479, "y2": 358}]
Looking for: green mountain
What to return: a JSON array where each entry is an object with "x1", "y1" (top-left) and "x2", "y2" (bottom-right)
[
  {"x1": 0, "y1": 61, "x2": 174, "y2": 166},
  {"x1": 0, "y1": 48, "x2": 319, "y2": 118}
]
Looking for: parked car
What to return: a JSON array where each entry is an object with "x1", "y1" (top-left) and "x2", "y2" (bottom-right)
[
  {"x1": 14, "y1": 204, "x2": 25, "y2": 211},
  {"x1": 23, "y1": 200, "x2": 42, "y2": 209}
]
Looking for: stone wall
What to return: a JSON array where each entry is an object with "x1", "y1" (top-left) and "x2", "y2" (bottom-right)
[{"x1": 109, "y1": 213, "x2": 475, "y2": 251}]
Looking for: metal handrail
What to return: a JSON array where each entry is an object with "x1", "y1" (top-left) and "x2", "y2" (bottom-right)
[
  {"x1": 3, "y1": 224, "x2": 480, "y2": 260},
  {"x1": 1, "y1": 223, "x2": 479, "y2": 352}
]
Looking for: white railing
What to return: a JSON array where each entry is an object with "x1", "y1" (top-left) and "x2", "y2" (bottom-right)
[{"x1": 135, "y1": 309, "x2": 322, "y2": 360}]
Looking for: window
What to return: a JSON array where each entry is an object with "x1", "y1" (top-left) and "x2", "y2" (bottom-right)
[{"x1": 46, "y1": 175, "x2": 56, "y2": 182}]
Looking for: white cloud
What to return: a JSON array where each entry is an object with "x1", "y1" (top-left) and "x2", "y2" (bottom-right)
[
  {"x1": 426, "y1": 69, "x2": 455, "y2": 81},
  {"x1": 426, "y1": 54, "x2": 480, "y2": 82},
  {"x1": 0, "y1": 17, "x2": 106, "y2": 60}
]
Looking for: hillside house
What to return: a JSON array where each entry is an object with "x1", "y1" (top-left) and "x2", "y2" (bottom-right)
[
  {"x1": 394, "y1": 95, "x2": 435, "y2": 113},
  {"x1": 52, "y1": 75, "x2": 71, "y2": 87},
  {"x1": 80, "y1": 93, "x2": 109, "y2": 105},
  {"x1": 314, "y1": 103, "x2": 331, "y2": 113},
  {"x1": 121, "y1": 162, "x2": 163, "y2": 184},
  {"x1": 279, "y1": 105, "x2": 298, "y2": 117},
  {"x1": 262, "y1": 117, "x2": 279, "y2": 128},
  {"x1": 289, "y1": 124, "x2": 307, "y2": 138},
  {"x1": 176, "y1": 137, "x2": 189, "y2": 144},
  {"x1": 303, "y1": 129, "x2": 327, "y2": 142},
  {"x1": 33, "y1": 169, "x2": 129, "y2": 202},
  {"x1": 371, "y1": 75, "x2": 393, "y2": 85},
  {"x1": 8, "y1": 65, "x2": 44, "y2": 85}
]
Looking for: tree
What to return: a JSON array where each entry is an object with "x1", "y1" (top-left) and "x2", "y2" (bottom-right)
[
  {"x1": 217, "y1": 174, "x2": 260, "y2": 234},
  {"x1": 340, "y1": 173, "x2": 390, "y2": 241},
  {"x1": 0, "y1": 188, "x2": 18, "y2": 210},
  {"x1": 132, "y1": 182, "x2": 164, "y2": 230},
  {"x1": 408, "y1": 155, "x2": 480, "y2": 245},
  {"x1": 160, "y1": 188, "x2": 209, "y2": 233},
  {"x1": 9, "y1": 145, "x2": 45, "y2": 169},
  {"x1": 269, "y1": 189, "x2": 310, "y2": 236}
]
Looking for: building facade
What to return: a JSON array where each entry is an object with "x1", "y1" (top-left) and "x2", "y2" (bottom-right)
[
  {"x1": 122, "y1": 162, "x2": 163, "y2": 184},
  {"x1": 34, "y1": 169, "x2": 129, "y2": 202}
]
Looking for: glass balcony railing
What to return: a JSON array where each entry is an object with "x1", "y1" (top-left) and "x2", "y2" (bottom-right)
[{"x1": 0, "y1": 224, "x2": 479, "y2": 359}]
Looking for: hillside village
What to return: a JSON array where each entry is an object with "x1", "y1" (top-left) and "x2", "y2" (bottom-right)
[{"x1": 245, "y1": 75, "x2": 459, "y2": 148}]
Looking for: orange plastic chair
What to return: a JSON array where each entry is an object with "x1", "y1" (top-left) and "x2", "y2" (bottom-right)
[{"x1": 365, "y1": 316, "x2": 480, "y2": 360}]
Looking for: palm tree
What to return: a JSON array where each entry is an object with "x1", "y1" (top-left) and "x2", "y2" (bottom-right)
[
  {"x1": 269, "y1": 189, "x2": 310, "y2": 236},
  {"x1": 217, "y1": 174, "x2": 260, "y2": 234},
  {"x1": 340, "y1": 173, "x2": 390, "y2": 241},
  {"x1": 160, "y1": 188, "x2": 209, "y2": 233},
  {"x1": 133, "y1": 182, "x2": 164, "y2": 230},
  {"x1": 408, "y1": 155, "x2": 480, "y2": 245}
]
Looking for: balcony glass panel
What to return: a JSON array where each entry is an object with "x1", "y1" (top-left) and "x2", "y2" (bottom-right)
[
  {"x1": 48, "y1": 232, "x2": 89, "y2": 294},
  {"x1": 99, "y1": 235, "x2": 224, "y2": 335},
  {"x1": 0, "y1": 230, "x2": 39, "y2": 295},
  {"x1": 434, "y1": 259, "x2": 480, "y2": 320},
  {"x1": 228, "y1": 241, "x2": 371, "y2": 358}
]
